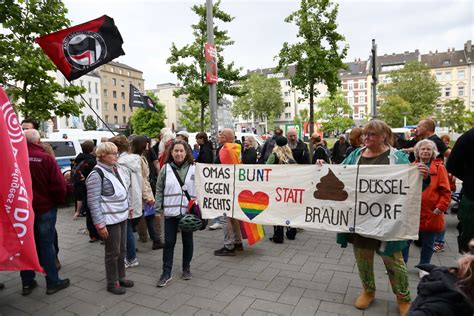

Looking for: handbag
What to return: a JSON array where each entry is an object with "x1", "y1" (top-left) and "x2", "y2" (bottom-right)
[{"x1": 170, "y1": 166, "x2": 208, "y2": 230}]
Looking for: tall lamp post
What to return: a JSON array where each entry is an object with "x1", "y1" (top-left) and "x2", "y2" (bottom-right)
[
  {"x1": 206, "y1": 0, "x2": 219, "y2": 150},
  {"x1": 371, "y1": 39, "x2": 378, "y2": 119}
]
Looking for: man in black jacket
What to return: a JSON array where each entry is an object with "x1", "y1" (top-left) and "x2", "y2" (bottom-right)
[
  {"x1": 446, "y1": 127, "x2": 474, "y2": 253},
  {"x1": 331, "y1": 135, "x2": 349, "y2": 164},
  {"x1": 195, "y1": 132, "x2": 214, "y2": 163},
  {"x1": 258, "y1": 128, "x2": 283, "y2": 164},
  {"x1": 287, "y1": 128, "x2": 310, "y2": 164}
]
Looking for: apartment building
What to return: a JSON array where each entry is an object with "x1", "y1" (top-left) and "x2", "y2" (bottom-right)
[
  {"x1": 339, "y1": 59, "x2": 370, "y2": 124},
  {"x1": 422, "y1": 41, "x2": 473, "y2": 111},
  {"x1": 99, "y1": 61, "x2": 144, "y2": 129},
  {"x1": 147, "y1": 83, "x2": 187, "y2": 130}
]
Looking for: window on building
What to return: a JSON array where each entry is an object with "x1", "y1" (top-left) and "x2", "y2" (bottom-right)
[
  {"x1": 285, "y1": 80, "x2": 291, "y2": 86},
  {"x1": 138, "y1": 83, "x2": 141, "y2": 89},
  {"x1": 285, "y1": 113, "x2": 291, "y2": 119},
  {"x1": 89, "y1": 97, "x2": 92, "y2": 106},
  {"x1": 458, "y1": 70, "x2": 465, "y2": 80},
  {"x1": 348, "y1": 82, "x2": 353, "y2": 91},
  {"x1": 104, "y1": 102, "x2": 108, "y2": 110},
  {"x1": 120, "y1": 80, "x2": 124, "y2": 87},
  {"x1": 113, "y1": 103, "x2": 118, "y2": 111},
  {"x1": 445, "y1": 72, "x2": 451, "y2": 81},
  {"x1": 119, "y1": 69, "x2": 123, "y2": 75},
  {"x1": 122, "y1": 104, "x2": 126, "y2": 112},
  {"x1": 96, "y1": 99, "x2": 99, "y2": 109},
  {"x1": 442, "y1": 60, "x2": 451, "y2": 66},
  {"x1": 79, "y1": 80, "x2": 83, "y2": 87},
  {"x1": 284, "y1": 91, "x2": 290, "y2": 97},
  {"x1": 436, "y1": 72, "x2": 442, "y2": 81},
  {"x1": 103, "y1": 76, "x2": 107, "y2": 84},
  {"x1": 458, "y1": 86, "x2": 464, "y2": 96},
  {"x1": 105, "y1": 115, "x2": 109, "y2": 122},
  {"x1": 121, "y1": 92, "x2": 125, "y2": 99},
  {"x1": 348, "y1": 97, "x2": 354, "y2": 106},
  {"x1": 127, "y1": 71, "x2": 131, "y2": 76},
  {"x1": 95, "y1": 82, "x2": 98, "y2": 94},
  {"x1": 103, "y1": 89, "x2": 108, "y2": 97},
  {"x1": 114, "y1": 116, "x2": 118, "y2": 123},
  {"x1": 112, "y1": 78, "x2": 116, "y2": 86},
  {"x1": 123, "y1": 116, "x2": 127, "y2": 124},
  {"x1": 444, "y1": 87, "x2": 451, "y2": 97},
  {"x1": 88, "y1": 81, "x2": 91, "y2": 93},
  {"x1": 110, "y1": 67, "x2": 114, "y2": 72},
  {"x1": 358, "y1": 80, "x2": 365, "y2": 90},
  {"x1": 284, "y1": 102, "x2": 291, "y2": 108},
  {"x1": 359, "y1": 95, "x2": 365, "y2": 104},
  {"x1": 113, "y1": 91, "x2": 117, "y2": 98},
  {"x1": 81, "y1": 115, "x2": 85, "y2": 122}
]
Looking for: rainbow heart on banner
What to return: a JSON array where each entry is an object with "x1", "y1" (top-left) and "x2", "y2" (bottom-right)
[{"x1": 238, "y1": 190, "x2": 269, "y2": 220}]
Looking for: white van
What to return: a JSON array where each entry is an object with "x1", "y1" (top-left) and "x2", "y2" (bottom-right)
[
  {"x1": 49, "y1": 129, "x2": 115, "y2": 146},
  {"x1": 41, "y1": 138, "x2": 82, "y2": 173}
]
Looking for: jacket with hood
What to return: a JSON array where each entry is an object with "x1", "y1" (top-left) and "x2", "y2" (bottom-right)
[
  {"x1": 117, "y1": 152, "x2": 143, "y2": 218},
  {"x1": 409, "y1": 264, "x2": 474, "y2": 316},
  {"x1": 140, "y1": 155, "x2": 154, "y2": 205},
  {"x1": 417, "y1": 158, "x2": 451, "y2": 232}
]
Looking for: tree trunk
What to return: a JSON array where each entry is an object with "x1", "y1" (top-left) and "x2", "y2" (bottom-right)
[{"x1": 308, "y1": 84, "x2": 315, "y2": 162}]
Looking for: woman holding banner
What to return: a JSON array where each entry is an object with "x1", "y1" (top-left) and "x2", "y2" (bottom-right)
[
  {"x1": 318, "y1": 120, "x2": 429, "y2": 316},
  {"x1": 402, "y1": 139, "x2": 451, "y2": 278}
]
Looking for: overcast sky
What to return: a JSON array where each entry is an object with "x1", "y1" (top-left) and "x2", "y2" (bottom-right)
[{"x1": 63, "y1": 0, "x2": 472, "y2": 89}]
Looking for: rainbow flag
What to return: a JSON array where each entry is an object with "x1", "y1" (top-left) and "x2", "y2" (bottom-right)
[{"x1": 240, "y1": 221, "x2": 265, "y2": 246}]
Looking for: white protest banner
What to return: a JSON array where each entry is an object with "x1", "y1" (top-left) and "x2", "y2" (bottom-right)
[{"x1": 195, "y1": 163, "x2": 422, "y2": 241}]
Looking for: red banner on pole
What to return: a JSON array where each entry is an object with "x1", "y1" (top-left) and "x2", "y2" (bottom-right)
[
  {"x1": 0, "y1": 86, "x2": 42, "y2": 272},
  {"x1": 205, "y1": 43, "x2": 218, "y2": 84}
]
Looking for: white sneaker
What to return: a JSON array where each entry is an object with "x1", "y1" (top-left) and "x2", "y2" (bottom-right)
[
  {"x1": 418, "y1": 269, "x2": 429, "y2": 279},
  {"x1": 209, "y1": 223, "x2": 222, "y2": 230},
  {"x1": 125, "y1": 258, "x2": 139, "y2": 269}
]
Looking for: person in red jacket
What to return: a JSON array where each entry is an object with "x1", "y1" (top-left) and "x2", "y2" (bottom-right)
[
  {"x1": 403, "y1": 139, "x2": 451, "y2": 279},
  {"x1": 20, "y1": 129, "x2": 70, "y2": 296}
]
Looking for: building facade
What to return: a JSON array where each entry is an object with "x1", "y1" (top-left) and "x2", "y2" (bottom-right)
[
  {"x1": 147, "y1": 83, "x2": 187, "y2": 130},
  {"x1": 339, "y1": 59, "x2": 370, "y2": 124},
  {"x1": 99, "y1": 61, "x2": 144, "y2": 130}
]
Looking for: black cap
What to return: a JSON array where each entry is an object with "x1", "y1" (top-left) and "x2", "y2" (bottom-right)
[{"x1": 275, "y1": 136, "x2": 288, "y2": 147}]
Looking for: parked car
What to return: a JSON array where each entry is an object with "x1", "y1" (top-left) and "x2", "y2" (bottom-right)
[{"x1": 41, "y1": 138, "x2": 82, "y2": 174}]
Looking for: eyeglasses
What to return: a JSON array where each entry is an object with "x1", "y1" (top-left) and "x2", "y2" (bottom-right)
[{"x1": 363, "y1": 132, "x2": 379, "y2": 138}]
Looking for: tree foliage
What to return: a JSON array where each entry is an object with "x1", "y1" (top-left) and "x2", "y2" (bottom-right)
[
  {"x1": 232, "y1": 74, "x2": 284, "y2": 123},
  {"x1": 277, "y1": 0, "x2": 348, "y2": 137},
  {"x1": 379, "y1": 61, "x2": 440, "y2": 125},
  {"x1": 179, "y1": 100, "x2": 210, "y2": 132},
  {"x1": 294, "y1": 109, "x2": 309, "y2": 125},
  {"x1": 167, "y1": 0, "x2": 242, "y2": 131},
  {"x1": 0, "y1": 0, "x2": 85, "y2": 121},
  {"x1": 130, "y1": 92, "x2": 166, "y2": 137},
  {"x1": 379, "y1": 95, "x2": 411, "y2": 128},
  {"x1": 315, "y1": 92, "x2": 354, "y2": 133},
  {"x1": 436, "y1": 98, "x2": 470, "y2": 133},
  {"x1": 83, "y1": 115, "x2": 97, "y2": 131}
]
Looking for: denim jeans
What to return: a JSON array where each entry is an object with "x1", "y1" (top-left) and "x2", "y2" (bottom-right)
[
  {"x1": 126, "y1": 219, "x2": 136, "y2": 261},
  {"x1": 20, "y1": 208, "x2": 61, "y2": 288},
  {"x1": 145, "y1": 214, "x2": 158, "y2": 241},
  {"x1": 162, "y1": 217, "x2": 193, "y2": 276},
  {"x1": 402, "y1": 231, "x2": 436, "y2": 265},
  {"x1": 434, "y1": 229, "x2": 445, "y2": 244}
]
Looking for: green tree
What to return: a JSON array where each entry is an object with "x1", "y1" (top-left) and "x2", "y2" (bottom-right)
[
  {"x1": 0, "y1": 0, "x2": 85, "y2": 122},
  {"x1": 277, "y1": 0, "x2": 348, "y2": 138},
  {"x1": 315, "y1": 92, "x2": 354, "y2": 133},
  {"x1": 436, "y1": 98, "x2": 469, "y2": 133},
  {"x1": 130, "y1": 92, "x2": 166, "y2": 136},
  {"x1": 83, "y1": 115, "x2": 97, "y2": 131},
  {"x1": 167, "y1": 0, "x2": 242, "y2": 131},
  {"x1": 294, "y1": 109, "x2": 309, "y2": 125},
  {"x1": 179, "y1": 100, "x2": 210, "y2": 132},
  {"x1": 232, "y1": 73, "x2": 284, "y2": 124},
  {"x1": 379, "y1": 61, "x2": 440, "y2": 124},
  {"x1": 379, "y1": 95, "x2": 411, "y2": 128}
]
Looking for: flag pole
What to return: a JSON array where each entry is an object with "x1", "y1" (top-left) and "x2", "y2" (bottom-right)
[
  {"x1": 65, "y1": 80, "x2": 116, "y2": 135},
  {"x1": 206, "y1": 0, "x2": 218, "y2": 152}
]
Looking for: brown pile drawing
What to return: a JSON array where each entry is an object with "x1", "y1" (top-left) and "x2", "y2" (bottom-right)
[{"x1": 313, "y1": 169, "x2": 348, "y2": 201}]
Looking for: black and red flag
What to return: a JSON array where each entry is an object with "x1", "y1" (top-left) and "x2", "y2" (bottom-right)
[
  {"x1": 35, "y1": 15, "x2": 125, "y2": 81},
  {"x1": 129, "y1": 84, "x2": 158, "y2": 112}
]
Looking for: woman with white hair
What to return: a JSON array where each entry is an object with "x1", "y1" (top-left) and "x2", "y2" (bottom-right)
[
  {"x1": 159, "y1": 130, "x2": 176, "y2": 168},
  {"x1": 402, "y1": 139, "x2": 451, "y2": 278},
  {"x1": 242, "y1": 135, "x2": 257, "y2": 164}
]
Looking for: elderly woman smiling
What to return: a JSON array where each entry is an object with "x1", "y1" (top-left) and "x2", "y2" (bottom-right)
[{"x1": 402, "y1": 139, "x2": 451, "y2": 278}]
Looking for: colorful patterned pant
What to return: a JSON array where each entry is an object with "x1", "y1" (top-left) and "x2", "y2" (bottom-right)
[{"x1": 353, "y1": 246, "x2": 411, "y2": 302}]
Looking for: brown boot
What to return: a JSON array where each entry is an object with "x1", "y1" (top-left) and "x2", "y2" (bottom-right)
[
  {"x1": 398, "y1": 301, "x2": 410, "y2": 316},
  {"x1": 354, "y1": 290, "x2": 375, "y2": 309}
]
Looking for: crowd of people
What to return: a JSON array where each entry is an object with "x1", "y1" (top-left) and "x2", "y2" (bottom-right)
[{"x1": 3, "y1": 118, "x2": 473, "y2": 316}]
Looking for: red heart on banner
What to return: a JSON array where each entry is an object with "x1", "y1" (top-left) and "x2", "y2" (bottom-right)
[{"x1": 238, "y1": 190, "x2": 270, "y2": 220}]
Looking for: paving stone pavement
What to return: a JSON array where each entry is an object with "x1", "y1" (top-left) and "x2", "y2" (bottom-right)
[{"x1": 0, "y1": 206, "x2": 462, "y2": 316}]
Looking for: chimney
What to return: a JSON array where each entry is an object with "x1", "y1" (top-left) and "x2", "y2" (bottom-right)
[{"x1": 465, "y1": 40, "x2": 472, "y2": 53}]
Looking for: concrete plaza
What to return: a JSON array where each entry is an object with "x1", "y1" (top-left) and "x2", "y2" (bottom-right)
[{"x1": 0, "y1": 206, "x2": 462, "y2": 316}]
